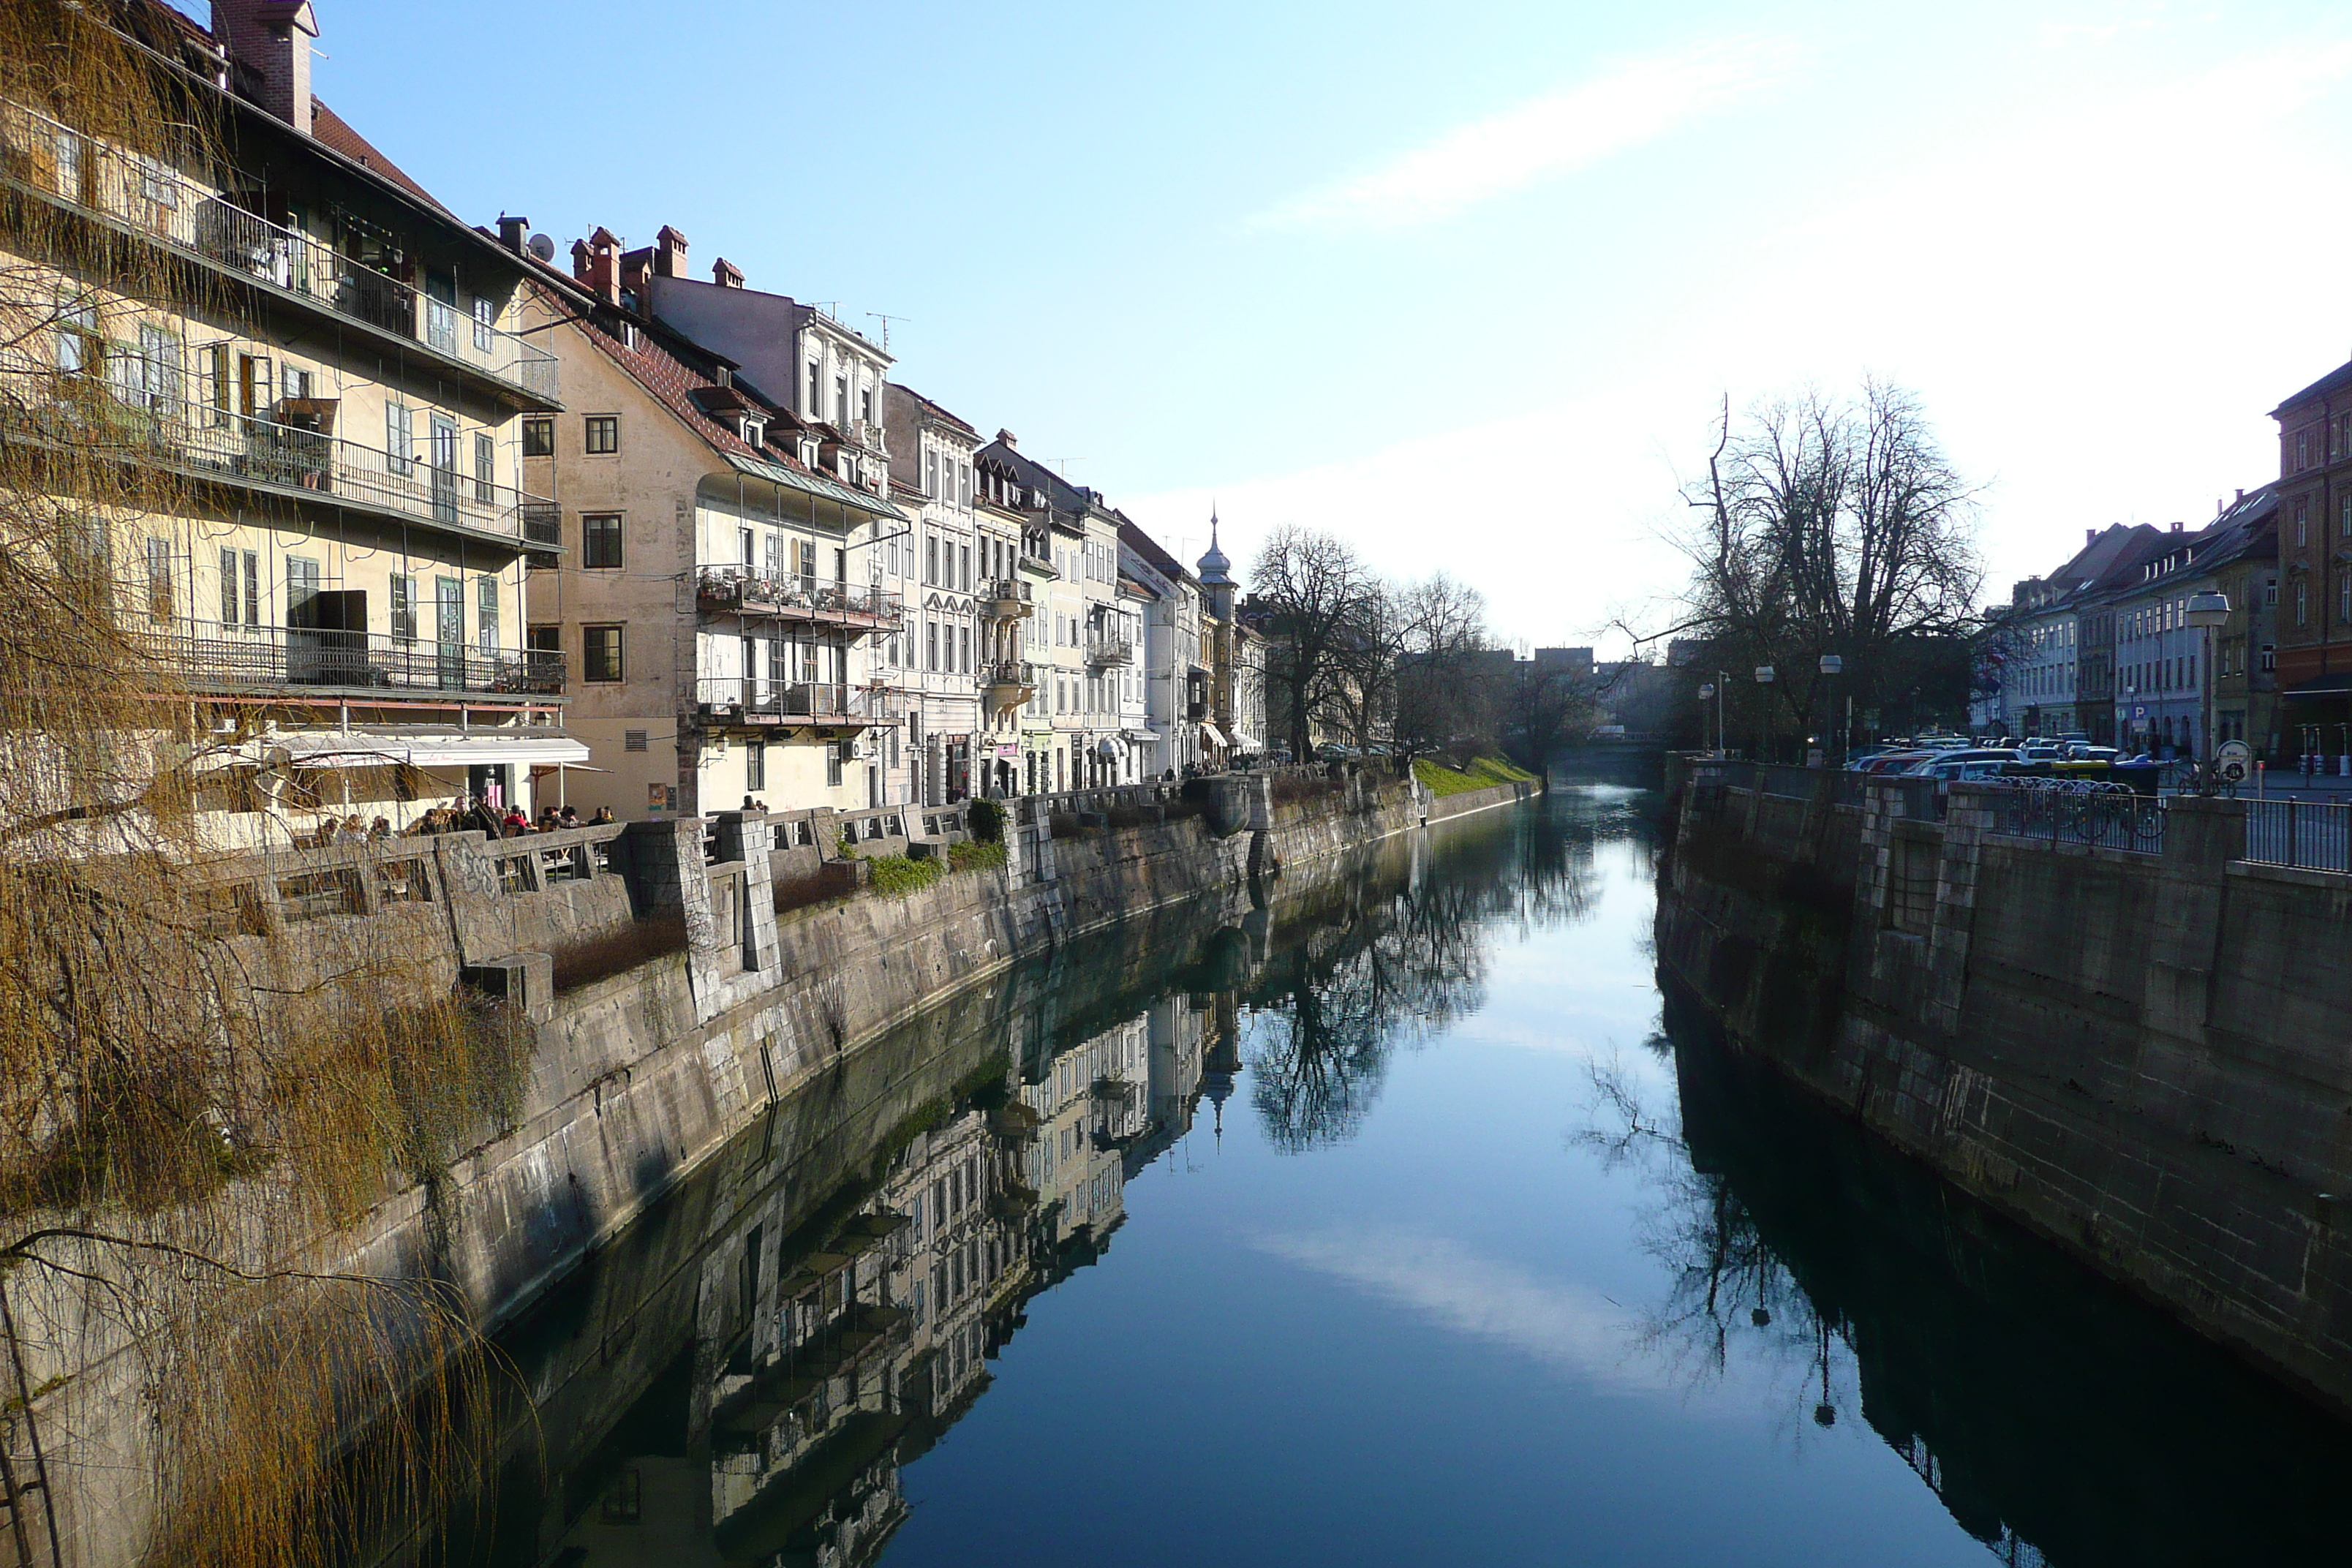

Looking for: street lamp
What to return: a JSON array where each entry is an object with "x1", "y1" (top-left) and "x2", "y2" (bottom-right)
[
  {"x1": 1754, "y1": 665, "x2": 1776, "y2": 764},
  {"x1": 1818, "y1": 654, "x2": 1844, "y2": 768},
  {"x1": 1697, "y1": 682, "x2": 1717, "y2": 755},
  {"x1": 2185, "y1": 590, "x2": 2229, "y2": 791}
]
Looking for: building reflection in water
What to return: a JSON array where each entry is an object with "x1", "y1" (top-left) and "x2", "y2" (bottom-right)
[
  {"x1": 412, "y1": 784, "x2": 2352, "y2": 1568},
  {"x1": 418, "y1": 804, "x2": 1603, "y2": 1568}
]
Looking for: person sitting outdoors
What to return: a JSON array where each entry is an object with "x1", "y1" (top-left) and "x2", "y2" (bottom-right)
[{"x1": 589, "y1": 805, "x2": 617, "y2": 825}]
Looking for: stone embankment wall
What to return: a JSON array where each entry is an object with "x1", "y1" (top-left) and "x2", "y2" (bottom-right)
[{"x1": 1656, "y1": 766, "x2": 2352, "y2": 1414}]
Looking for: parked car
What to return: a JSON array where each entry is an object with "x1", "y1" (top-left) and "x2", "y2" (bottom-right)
[
  {"x1": 1316, "y1": 742, "x2": 1360, "y2": 761},
  {"x1": 1897, "y1": 747, "x2": 2017, "y2": 776}
]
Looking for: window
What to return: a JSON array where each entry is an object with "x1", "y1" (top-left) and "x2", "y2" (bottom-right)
[
  {"x1": 2266, "y1": 578, "x2": 2279, "y2": 606},
  {"x1": 472, "y1": 295, "x2": 494, "y2": 352},
  {"x1": 625, "y1": 728, "x2": 649, "y2": 753},
  {"x1": 927, "y1": 619, "x2": 939, "y2": 671},
  {"x1": 145, "y1": 537, "x2": 173, "y2": 622},
  {"x1": 2298, "y1": 431, "x2": 2310, "y2": 470},
  {"x1": 386, "y1": 402, "x2": 414, "y2": 474},
  {"x1": 54, "y1": 290, "x2": 97, "y2": 376},
  {"x1": 834, "y1": 374, "x2": 848, "y2": 426},
  {"x1": 2262, "y1": 643, "x2": 2277, "y2": 672},
  {"x1": 527, "y1": 624, "x2": 561, "y2": 657},
  {"x1": 826, "y1": 741, "x2": 847, "y2": 788},
  {"x1": 738, "y1": 526, "x2": 754, "y2": 567},
  {"x1": 390, "y1": 573, "x2": 416, "y2": 641},
  {"x1": 960, "y1": 544, "x2": 970, "y2": 591},
  {"x1": 475, "y1": 432, "x2": 496, "y2": 503},
  {"x1": 925, "y1": 451, "x2": 938, "y2": 497},
  {"x1": 521, "y1": 415, "x2": 554, "y2": 456},
  {"x1": 2341, "y1": 494, "x2": 2351, "y2": 538},
  {"x1": 219, "y1": 548, "x2": 260, "y2": 628},
  {"x1": 960, "y1": 623, "x2": 971, "y2": 672},
  {"x1": 582, "y1": 624, "x2": 625, "y2": 682},
  {"x1": 476, "y1": 575, "x2": 501, "y2": 651},
  {"x1": 745, "y1": 742, "x2": 766, "y2": 793},
  {"x1": 2296, "y1": 500, "x2": 2309, "y2": 547},
  {"x1": 861, "y1": 387, "x2": 873, "y2": 425},
  {"x1": 584, "y1": 415, "x2": 619, "y2": 455},
  {"x1": 582, "y1": 513, "x2": 623, "y2": 569},
  {"x1": 927, "y1": 535, "x2": 938, "y2": 585},
  {"x1": 2296, "y1": 579, "x2": 2308, "y2": 627},
  {"x1": 2340, "y1": 573, "x2": 2351, "y2": 625}
]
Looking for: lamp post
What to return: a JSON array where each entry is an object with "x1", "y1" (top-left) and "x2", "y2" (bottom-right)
[
  {"x1": 2185, "y1": 590, "x2": 2229, "y2": 794},
  {"x1": 1818, "y1": 653, "x2": 1844, "y2": 768},
  {"x1": 1697, "y1": 682, "x2": 1718, "y2": 755},
  {"x1": 1754, "y1": 665, "x2": 1776, "y2": 764}
]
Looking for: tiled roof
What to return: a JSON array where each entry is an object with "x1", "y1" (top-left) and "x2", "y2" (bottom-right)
[
  {"x1": 890, "y1": 382, "x2": 979, "y2": 438},
  {"x1": 1117, "y1": 518, "x2": 1191, "y2": 585},
  {"x1": 309, "y1": 99, "x2": 445, "y2": 211},
  {"x1": 2274, "y1": 360, "x2": 2352, "y2": 418},
  {"x1": 546, "y1": 288, "x2": 876, "y2": 508}
]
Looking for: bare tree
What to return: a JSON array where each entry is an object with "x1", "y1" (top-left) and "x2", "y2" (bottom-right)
[
  {"x1": 1249, "y1": 527, "x2": 1383, "y2": 757},
  {"x1": 1499, "y1": 659, "x2": 1591, "y2": 774},
  {"x1": 1667, "y1": 382, "x2": 1983, "y2": 754},
  {"x1": 1391, "y1": 574, "x2": 1494, "y2": 758}
]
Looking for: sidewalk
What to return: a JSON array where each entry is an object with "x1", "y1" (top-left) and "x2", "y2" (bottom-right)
[{"x1": 2223, "y1": 767, "x2": 2352, "y2": 804}]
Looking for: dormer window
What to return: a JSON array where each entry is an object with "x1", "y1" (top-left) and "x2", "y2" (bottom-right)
[{"x1": 741, "y1": 416, "x2": 766, "y2": 448}]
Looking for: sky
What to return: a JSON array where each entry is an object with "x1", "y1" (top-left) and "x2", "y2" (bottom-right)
[{"x1": 249, "y1": 0, "x2": 2352, "y2": 656}]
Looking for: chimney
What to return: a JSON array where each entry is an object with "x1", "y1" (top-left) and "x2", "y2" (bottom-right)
[
  {"x1": 573, "y1": 228, "x2": 620, "y2": 306},
  {"x1": 620, "y1": 246, "x2": 652, "y2": 301},
  {"x1": 2086, "y1": 528, "x2": 2095, "y2": 547},
  {"x1": 2171, "y1": 521, "x2": 2185, "y2": 533},
  {"x1": 712, "y1": 257, "x2": 745, "y2": 289},
  {"x1": 655, "y1": 225, "x2": 689, "y2": 279},
  {"x1": 2236, "y1": 487, "x2": 2246, "y2": 503},
  {"x1": 212, "y1": 1, "x2": 317, "y2": 136},
  {"x1": 996, "y1": 429, "x2": 1019, "y2": 449},
  {"x1": 497, "y1": 214, "x2": 529, "y2": 254}
]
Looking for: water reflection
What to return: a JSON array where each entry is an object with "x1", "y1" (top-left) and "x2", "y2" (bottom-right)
[
  {"x1": 395, "y1": 781, "x2": 2352, "y2": 1568},
  {"x1": 1632, "y1": 987, "x2": 2352, "y2": 1568}
]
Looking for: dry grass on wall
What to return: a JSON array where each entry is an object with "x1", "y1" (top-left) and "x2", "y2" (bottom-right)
[{"x1": 0, "y1": 6, "x2": 532, "y2": 1562}]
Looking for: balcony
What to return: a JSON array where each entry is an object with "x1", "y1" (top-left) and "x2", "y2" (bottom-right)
[
  {"x1": 520, "y1": 502, "x2": 560, "y2": 555},
  {"x1": 982, "y1": 660, "x2": 1038, "y2": 709},
  {"x1": 695, "y1": 568, "x2": 904, "y2": 636},
  {"x1": 0, "y1": 101, "x2": 560, "y2": 407},
  {"x1": 139, "y1": 625, "x2": 563, "y2": 701},
  {"x1": 7, "y1": 386, "x2": 559, "y2": 549},
  {"x1": 1187, "y1": 700, "x2": 1208, "y2": 721},
  {"x1": 981, "y1": 577, "x2": 1033, "y2": 619},
  {"x1": 1085, "y1": 633, "x2": 1134, "y2": 668},
  {"x1": 695, "y1": 677, "x2": 900, "y2": 728}
]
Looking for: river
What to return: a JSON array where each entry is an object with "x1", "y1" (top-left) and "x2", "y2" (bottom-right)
[{"x1": 407, "y1": 772, "x2": 2352, "y2": 1568}]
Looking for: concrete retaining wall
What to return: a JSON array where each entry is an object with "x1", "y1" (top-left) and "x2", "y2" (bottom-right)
[{"x1": 1657, "y1": 772, "x2": 2352, "y2": 1414}]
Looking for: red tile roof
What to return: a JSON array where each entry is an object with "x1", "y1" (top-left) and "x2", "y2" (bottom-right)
[
  {"x1": 890, "y1": 382, "x2": 980, "y2": 439},
  {"x1": 309, "y1": 97, "x2": 445, "y2": 211}
]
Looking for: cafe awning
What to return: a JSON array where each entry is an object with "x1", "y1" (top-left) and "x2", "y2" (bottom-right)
[{"x1": 1199, "y1": 722, "x2": 1228, "y2": 747}]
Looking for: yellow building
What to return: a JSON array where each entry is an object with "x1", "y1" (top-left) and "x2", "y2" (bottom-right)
[{"x1": 0, "y1": 0, "x2": 578, "y2": 846}]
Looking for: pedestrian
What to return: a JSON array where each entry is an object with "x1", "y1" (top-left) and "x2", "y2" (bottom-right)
[
  {"x1": 590, "y1": 805, "x2": 617, "y2": 826},
  {"x1": 369, "y1": 816, "x2": 391, "y2": 840}
]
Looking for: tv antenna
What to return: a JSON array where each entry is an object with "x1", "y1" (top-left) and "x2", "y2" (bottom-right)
[{"x1": 865, "y1": 312, "x2": 910, "y2": 352}]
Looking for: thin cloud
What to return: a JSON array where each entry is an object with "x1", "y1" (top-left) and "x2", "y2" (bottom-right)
[
  {"x1": 1251, "y1": 1224, "x2": 1669, "y2": 1392},
  {"x1": 1251, "y1": 37, "x2": 1806, "y2": 232}
]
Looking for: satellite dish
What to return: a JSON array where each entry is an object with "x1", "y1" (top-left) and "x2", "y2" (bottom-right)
[{"x1": 527, "y1": 233, "x2": 556, "y2": 263}]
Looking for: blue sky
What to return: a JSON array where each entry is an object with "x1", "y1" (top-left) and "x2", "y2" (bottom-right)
[{"x1": 266, "y1": 0, "x2": 2352, "y2": 652}]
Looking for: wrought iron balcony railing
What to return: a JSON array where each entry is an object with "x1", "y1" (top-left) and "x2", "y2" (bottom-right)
[
  {"x1": 6, "y1": 385, "x2": 557, "y2": 546},
  {"x1": 981, "y1": 660, "x2": 1038, "y2": 705},
  {"x1": 694, "y1": 567, "x2": 904, "y2": 632},
  {"x1": 980, "y1": 577, "x2": 1033, "y2": 617},
  {"x1": 138, "y1": 623, "x2": 564, "y2": 699},
  {"x1": 1085, "y1": 633, "x2": 1134, "y2": 667},
  {"x1": 1, "y1": 100, "x2": 559, "y2": 404},
  {"x1": 695, "y1": 676, "x2": 900, "y2": 726}
]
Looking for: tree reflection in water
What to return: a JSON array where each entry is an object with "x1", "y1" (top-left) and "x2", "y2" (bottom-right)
[
  {"x1": 1243, "y1": 797, "x2": 1610, "y2": 1153},
  {"x1": 1594, "y1": 970, "x2": 2352, "y2": 1568}
]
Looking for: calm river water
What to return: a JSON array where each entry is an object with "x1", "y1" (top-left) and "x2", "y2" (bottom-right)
[{"x1": 418, "y1": 771, "x2": 2352, "y2": 1568}]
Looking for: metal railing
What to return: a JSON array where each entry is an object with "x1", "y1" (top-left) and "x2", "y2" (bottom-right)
[
  {"x1": 1982, "y1": 780, "x2": 2164, "y2": 853},
  {"x1": 519, "y1": 502, "x2": 560, "y2": 547},
  {"x1": 981, "y1": 660, "x2": 1037, "y2": 693},
  {"x1": 1, "y1": 100, "x2": 560, "y2": 402},
  {"x1": 2244, "y1": 799, "x2": 2352, "y2": 872},
  {"x1": 693, "y1": 567, "x2": 905, "y2": 630},
  {"x1": 1085, "y1": 633, "x2": 1134, "y2": 666},
  {"x1": 980, "y1": 577, "x2": 1033, "y2": 615},
  {"x1": 7, "y1": 385, "x2": 554, "y2": 542},
  {"x1": 694, "y1": 676, "x2": 900, "y2": 724},
  {"x1": 142, "y1": 624, "x2": 563, "y2": 698}
]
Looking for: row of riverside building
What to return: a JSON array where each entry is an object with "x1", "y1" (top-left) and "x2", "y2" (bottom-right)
[
  {"x1": 1975, "y1": 353, "x2": 2352, "y2": 766},
  {"x1": 10, "y1": 0, "x2": 1266, "y2": 846}
]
